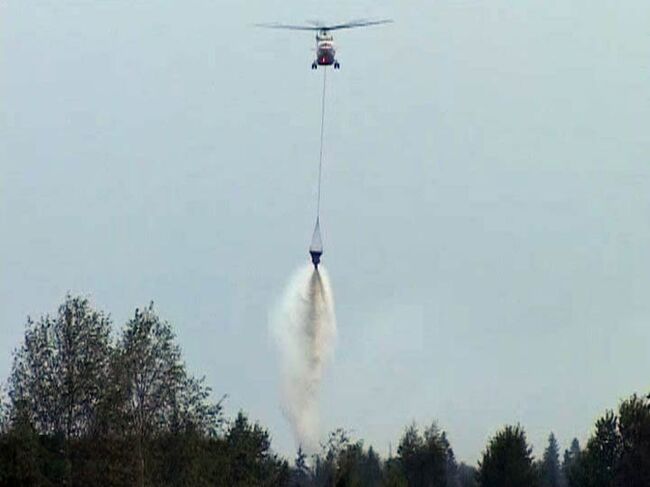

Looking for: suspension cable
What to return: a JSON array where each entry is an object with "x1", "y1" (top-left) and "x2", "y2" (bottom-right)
[{"x1": 316, "y1": 67, "x2": 327, "y2": 221}]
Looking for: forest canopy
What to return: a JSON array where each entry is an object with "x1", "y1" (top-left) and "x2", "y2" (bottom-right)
[{"x1": 1, "y1": 295, "x2": 648, "y2": 486}]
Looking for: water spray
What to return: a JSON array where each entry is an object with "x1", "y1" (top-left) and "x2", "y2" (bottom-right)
[{"x1": 271, "y1": 265, "x2": 336, "y2": 452}]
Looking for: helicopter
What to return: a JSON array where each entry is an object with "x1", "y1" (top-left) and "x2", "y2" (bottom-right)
[{"x1": 256, "y1": 19, "x2": 393, "y2": 70}]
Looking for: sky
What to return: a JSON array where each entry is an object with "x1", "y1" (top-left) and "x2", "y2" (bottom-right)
[{"x1": 2, "y1": 0, "x2": 650, "y2": 464}]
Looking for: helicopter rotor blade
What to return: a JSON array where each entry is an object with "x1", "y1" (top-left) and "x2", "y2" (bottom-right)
[
  {"x1": 254, "y1": 23, "x2": 321, "y2": 31},
  {"x1": 255, "y1": 19, "x2": 393, "y2": 32},
  {"x1": 324, "y1": 19, "x2": 393, "y2": 31}
]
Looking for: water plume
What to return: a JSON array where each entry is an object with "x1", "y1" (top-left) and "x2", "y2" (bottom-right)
[{"x1": 271, "y1": 264, "x2": 336, "y2": 453}]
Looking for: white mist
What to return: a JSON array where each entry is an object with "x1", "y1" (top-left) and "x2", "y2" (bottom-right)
[{"x1": 271, "y1": 264, "x2": 337, "y2": 453}]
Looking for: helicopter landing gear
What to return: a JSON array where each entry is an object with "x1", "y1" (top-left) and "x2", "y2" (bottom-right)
[
  {"x1": 311, "y1": 62, "x2": 318, "y2": 70},
  {"x1": 334, "y1": 61, "x2": 340, "y2": 69}
]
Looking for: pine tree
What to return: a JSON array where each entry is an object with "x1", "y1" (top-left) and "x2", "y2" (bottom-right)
[
  {"x1": 362, "y1": 446, "x2": 383, "y2": 487},
  {"x1": 225, "y1": 412, "x2": 289, "y2": 486},
  {"x1": 395, "y1": 422, "x2": 449, "y2": 487},
  {"x1": 292, "y1": 446, "x2": 310, "y2": 486},
  {"x1": 442, "y1": 431, "x2": 460, "y2": 487},
  {"x1": 562, "y1": 438, "x2": 580, "y2": 487},
  {"x1": 478, "y1": 425, "x2": 538, "y2": 487},
  {"x1": 540, "y1": 433, "x2": 562, "y2": 487}
]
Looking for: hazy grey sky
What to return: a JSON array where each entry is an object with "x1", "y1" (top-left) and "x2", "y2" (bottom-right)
[{"x1": 2, "y1": 0, "x2": 649, "y2": 463}]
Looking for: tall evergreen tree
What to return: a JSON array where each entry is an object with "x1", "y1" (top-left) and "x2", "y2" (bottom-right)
[
  {"x1": 478, "y1": 424, "x2": 538, "y2": 487},
  {"x1": 291, "y1": 446, "x2": 311, "y2": 486},
  {"x1": 395, "y1": 422, "x2": 449, "y2": 487},
  {"x1": 383, "y1": 454, "x2": 408, "y2": 487},
  {"x1": 396, "y1": 423, "x2": 423, "y2": 485},
  {"x1": 562, "y1": 438, "x2": 580, "y2": 487},
  {"x1": 225, "y1": 411, "x2": 289, "y2": 487},
  {"x1": 361, "y1": 446, "x2": 383, "y2": 487},
  {"x1": 540, "y1": 433, "x2": 562, "y2": 487},
  {"x1": 442, "y1": 431, "x2": 460, "y2": 487},
  {"x1": 330, "y1": 441, "x2": 384, "y2": 487}
]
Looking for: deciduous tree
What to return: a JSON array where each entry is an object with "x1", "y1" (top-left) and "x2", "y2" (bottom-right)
[
  {"x1": 8, "y1": 295, "x2": 112, "y2": 484},
  {"x1": 113, "y1": 303, "x2": 221, "y2": 486},
  {"x1": 9, "y1": 295, "x2": 112, "y2": 439},
  {"x1": 616, "y1": 394, "x2": 650, "y2": 487}
]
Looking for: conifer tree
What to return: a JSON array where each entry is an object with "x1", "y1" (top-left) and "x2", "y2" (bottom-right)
[
  {"x1": 478, "y1": 425, "x2": 538, "y2": 487},
  {"x1": 540, "y1": 433, "x2": 562, "y2": 487}
]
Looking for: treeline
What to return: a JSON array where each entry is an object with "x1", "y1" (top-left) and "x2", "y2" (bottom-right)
[{"x1": 0, "y1": 296, "x2": 648, "y2": 486}]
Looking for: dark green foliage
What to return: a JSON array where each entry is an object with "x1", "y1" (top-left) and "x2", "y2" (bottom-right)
[
  {"x1": 566, "y1": 395, "x2": 650, "y2": 487},
  {"x1": 8, "y1": 295, "x2": 113, "y2": 485},
  {"x1": 442, "y1": 432, "x2": 460, "y2": 487},
  {"x1": 382, "y1": 457, "x2": 408, "y2": 486},
  {"x1": 478, "y1": 424, "x2": 538, "y2": 487},
  {"x1": 570, "y1": 411, "x2": 620, "y2": 487},
  {"x1": 562, "y1": 438, "x2": 580, "y2": 487},
  {"x1": 331, "y1": 441, "x2": 366, "y2": 486},
  {"x1": 109, "y1": 303, "x2": 223, "y2": 486},
  {"x1": 616, "y1": 394, "x2": 650, "y2": 487},
  {"x1": 291, "y1": 447, "x2": 311, "y2": 486},
  {"x1": 3, "y1": 295, "x2": 650, "y2": 487},
  {"x1": 223, "y1": 411, "x2": 289, "y2": 486},
  {"x1": 589, "y1": 411, "x2": 620, "y2": 486},
  {"x1": 332, "y1": 441, "x2": 382, "y2": 487},
  {"x1": 540, "y1": 433, "x2": 562, "y2": 487},
  {"x1": 115, "y1": 304, "x2": 222, "y2": 438},
  {"x1": 309, "y1": 430, "x2": 387, "y2": 487},
  {"x1": 0, "y1": 415, "x2": 50, "y2": 486},
  {"x1": 393, "y1": 422, "x2": 453, "y2": 487},
  {"x1": 1, "y1": 296, "x2": 230, "y2": 487},
  {"x1": 9, "y1": 295, "x2": 112, "y2": 439},
  {"x1": 458, "y1": 462, "x2": 478, "y2": 487},
  {"x1": 362, "y1": 446, "x2": 384, "y2": 486},
  {"x1": 312, "y1": 428, "x2": 349, "y2": 487}
]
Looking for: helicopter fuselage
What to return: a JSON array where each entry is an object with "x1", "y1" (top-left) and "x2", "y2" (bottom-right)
[
  {"x1": 316, "y1": 41, "x2": 335, "y2": 65},
  {"x1": 313, "y1": 31, "x2": 339, "y2": 69}
]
